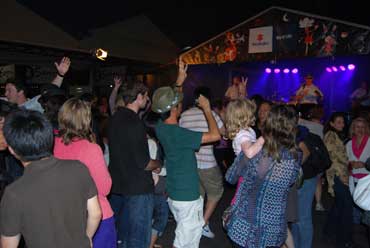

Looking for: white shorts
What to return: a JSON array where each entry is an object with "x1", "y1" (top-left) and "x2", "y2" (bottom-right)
[{"x1": 168, "y1": 197, "x2": 204, "y2": 248}]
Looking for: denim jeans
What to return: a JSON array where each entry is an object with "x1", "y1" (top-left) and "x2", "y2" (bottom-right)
[
  {"x1": 324, "y1": 176, "x2": 353, "y2": 246},
  {"x1": 109, "y1": 193, "x2": 154, "y2": 248},
  {"x1": 292, "y1": 176, "x2": 318, "y2": 248},
  {"x1": 152, "y1": 194, "x2": 169, "y2": 237}
]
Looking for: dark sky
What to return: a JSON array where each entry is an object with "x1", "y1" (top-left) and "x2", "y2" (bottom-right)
[{"x1": 18, "y1": 0, "x2": 369, "y2": 49}]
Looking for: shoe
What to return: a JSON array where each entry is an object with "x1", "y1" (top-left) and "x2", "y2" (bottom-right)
[
  {"x1": 315, "y1": 203, "x2": 325, "y2": 211},
  {"x1": 202, "y1": 224, "x2": 215, "y2": 238}
]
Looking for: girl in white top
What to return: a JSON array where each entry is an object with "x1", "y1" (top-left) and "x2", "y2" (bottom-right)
[
  {"x1": 225, "y1": 99, "x2": 264, "y2": 205},
  {"x1": 226, "y1": 99, "x2": 264, "y2": 159},
  {"x1": 346, "y1": 117, "x2": 370, "y2": 194}
]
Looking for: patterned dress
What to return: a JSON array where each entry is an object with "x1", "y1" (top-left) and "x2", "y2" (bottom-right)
[{"x1": 225, "y1": 149, "x2": 301, "y2": 248}]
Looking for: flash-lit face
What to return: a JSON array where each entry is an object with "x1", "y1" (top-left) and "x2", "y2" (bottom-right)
[
  {"x1": 305, "y1": 77, "x2": 313, "y2": 85},
  {"x1": 353, "y1": 121, "x2": 366, "y2": 137},
  {"x1": 330, "y1": 116, "x2": 345, "y2": 132},
  {"x1": 258, "y1": 103, "x2": 271, "y2": 123},
  {"x1": 5, "y1": 83, "x2": 19, "y2": 104}
]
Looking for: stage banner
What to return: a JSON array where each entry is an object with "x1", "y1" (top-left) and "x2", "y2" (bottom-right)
[{"x1": 248, "y1": 26, "x2": 273, "y2": 53}]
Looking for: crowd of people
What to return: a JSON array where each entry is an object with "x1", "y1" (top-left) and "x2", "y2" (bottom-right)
[{"x1": 0, "y1": 56, "x2": 369, "y2": 248}]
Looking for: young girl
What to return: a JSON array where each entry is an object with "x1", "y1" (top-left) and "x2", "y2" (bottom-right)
[{"x1": 225, "y1": 99, "x2": 265, "y2": 204}]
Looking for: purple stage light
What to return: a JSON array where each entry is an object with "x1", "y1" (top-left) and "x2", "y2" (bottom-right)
[
  {"x1": 331, "y1": 66, "x2": 338, "y2": 72},
  {"x1": 265, "y1": 68, "x2": 272, "y2": 73},
  {"x1": 283, "y1": 68, "x2": 290, "y2": 73},
  {"x1": 348, "y1": 64, "x2": 355, "y2": 70},
  {"x1": 291, "y1": 68, "x2": 298, "y2": 74},
  {"x1": 274, "y1": 68, "x2": 280, "y2": 73},
  {"x1": 339, "y1": 65, "x2": 346, "y2": 71},
  {"x1": 326, "y1": 67, "x2": 332, "y2": 72}
]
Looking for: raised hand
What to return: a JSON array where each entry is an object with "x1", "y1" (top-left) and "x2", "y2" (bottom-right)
[
  {"x1": 113, "y1": 75, "x2": 122, "y2": 89},
  {"x1": 176, "y1": 59, "x2": 188, "y2": 86},
  {"x1": 54, "y1": 57, "x2": 71, "y2": 76},
  {"x1": 197, "y1": 94, "x2": 211, "y2": 111},
  {"x1": 241, "y1": 76, "x2": 248, "y2": 86}
]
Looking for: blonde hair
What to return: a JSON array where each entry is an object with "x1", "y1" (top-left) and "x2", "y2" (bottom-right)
[
  {"x1": 349, "y1": 117, "x2": 370, "y2": 137},
  {"x1": 225, "y1": 99, "x2": 256, "y2": 139},
  {"x1": 58, "y1": 98, "x2": 95, "y2": 145}
]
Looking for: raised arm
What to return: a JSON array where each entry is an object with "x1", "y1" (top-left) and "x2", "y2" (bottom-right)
[
  {"x1": 109, "y1": 75, "x2": 122, "y2": 115},
  {"x1": 174, "y1": 59, "x2": 188, "y2": 93},
  {"x1": 197, "y1": 95, "x2": 221, "y2": 144},
  {"x1": 51, "y1": 57, "x2": 71, "y2": 88}
]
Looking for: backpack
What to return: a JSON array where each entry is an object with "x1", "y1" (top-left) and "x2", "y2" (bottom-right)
[{"x1": 301, "y1": 132, "x2": 332, "y2": 179}]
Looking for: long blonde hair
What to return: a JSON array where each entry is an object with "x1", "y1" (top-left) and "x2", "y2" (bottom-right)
[
  {"x1": 225, "y1": 99, "x2": 256, "y2": 139},
  {"x1": 58, "y1": 98, "x2": 95, "y2": 145}
]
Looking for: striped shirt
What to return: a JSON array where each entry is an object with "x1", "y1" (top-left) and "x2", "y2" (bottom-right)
[{"x1": 179, "y1": 107, "x2": 224, "y2": 169}]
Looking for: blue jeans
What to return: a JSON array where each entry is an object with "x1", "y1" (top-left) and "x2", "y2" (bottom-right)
[
  {"x1": 152, "y1": 194, "x2": 169, "y2": 237},
  {"x1": 324, "y1": 176, "x2": 353, "y2": 246},
  {"x1": 109, "y1": 193, "x2": 154, "y2": 248},
  {"x1": 292, "y1": 176, "x2": 318, "y2": 248}
]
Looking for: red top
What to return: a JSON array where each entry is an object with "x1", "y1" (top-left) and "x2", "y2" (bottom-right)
[{"x1": 54, "y1": 137, "x2": 113, "y2": 219}]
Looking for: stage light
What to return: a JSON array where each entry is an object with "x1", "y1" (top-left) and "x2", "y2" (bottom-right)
[
  {"x1": 265, "y1": 68, "x2": 272, "y2": 73},
  {"x1": 95, "y1": 48, "x2": 108, "y2": 61},
  {"x1": 339, "y1": 65, "x2": 346, "y2": 71},
  {"x1": 331, "y1": 66, "x2": 338, "y2": 72},
  {"x1": 274, "y1": 68, "x2": 280, "y2": 73},
  {"x1": 283, "y1": 68, "x2": 290, "y2": 73},
  {"x1": 326, "y1": 67, "x2": 332, "y2": 72},
  {"x1": 348, "y1": 64, "x2": 355, "y2": 70},
  {"x1": 292, "y1": 68, "x2": 298, "y2": 74}
]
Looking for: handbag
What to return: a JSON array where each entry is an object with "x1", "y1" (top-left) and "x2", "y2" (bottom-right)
[{"x1": 353, "y1": 174, "x2": 370, "y2": 211}]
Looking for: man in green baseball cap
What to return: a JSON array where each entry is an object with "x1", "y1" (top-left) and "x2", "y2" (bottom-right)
[{"x1": 152, "y1": 60, "x2": 221, "y2": 248}]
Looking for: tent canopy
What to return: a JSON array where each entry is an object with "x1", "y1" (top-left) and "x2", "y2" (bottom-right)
[{"x1": 181, "y1": 6, "x2": 370, "y2": 65}]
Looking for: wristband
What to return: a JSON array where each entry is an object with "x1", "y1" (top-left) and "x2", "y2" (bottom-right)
[{"x1": 57, "y1": 72, "x2": 65, "y2": 78}]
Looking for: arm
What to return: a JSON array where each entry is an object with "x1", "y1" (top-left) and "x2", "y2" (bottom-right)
[
  {"x1": 145, "y1": 159, "x2": 161, "y2": 171},
  {"x1": 51, "y1": 57, "x2": 71, "y2": 87},
  {"x1": 241, "y1": 136, "x2": 264, "y2": 158},
  {"x1": 298, "y1": 141, "x2": 311, "y2": 163},
  {"x1": 109, "y1": 76, "x2": 122, "y2": 115},
  {"x1": 86, "y1": 195, "x2": 102, "y2": 242},
  {"x1": 1, "y1": 234, "x2": 21, "y2": 248},
  {"x1": 197, "y1": 95, "x2": 221, "y2": 144},
  {"x1": 174, "y1": 59, "x2": 188, "y2": 93}
]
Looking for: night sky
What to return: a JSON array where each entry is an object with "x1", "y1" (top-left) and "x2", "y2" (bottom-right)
[{"x1": 18, "y1": 0, "x2": 369, "y2": 49}]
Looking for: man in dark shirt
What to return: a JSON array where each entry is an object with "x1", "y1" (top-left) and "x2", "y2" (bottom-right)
[
  {"x1": 108, "y1": 81, "x2": 160, "y2": 248},
  {"x1": 0, "y1": 110, "x2": 102, "y2": 248}
]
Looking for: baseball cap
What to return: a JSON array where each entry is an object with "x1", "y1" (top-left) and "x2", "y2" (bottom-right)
[
  {"x1": 151, "y1": 86, "x2": 183, "y2": 113},
  {"x1": 305, "y1": 74, "x2": 313, "y2": 79}
]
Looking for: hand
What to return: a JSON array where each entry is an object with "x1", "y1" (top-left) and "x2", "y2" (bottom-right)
[
  {"x1": 241, "y1": 76, "x2": 248, "y2": 86},
  {"x1": 197, "y1": 94, "x2": 210, "y2": 111},
  {"x1": 113, "y1": 75, "x2": 122, "y2": 89},
  {"x1": 153, "y1": 167, "x2": 161, "y2": 174},
  {"x1": 175, "y1": 59, "x2": 188, "y2": 86},
  {"x1": 339, "y1": 174, "x2": 349, "y2": 186},
  {"x1": 256, "y1": 136, "x2": 265, "y2": 146},
  {"x1": 54, "y1": 57, "x2": 71, "y2": 76}
]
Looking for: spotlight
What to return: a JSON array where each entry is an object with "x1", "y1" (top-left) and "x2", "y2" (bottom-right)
[
  {"x1": 265, "y1": 68, "x2": 272, "y2": 73},
  {"x1": 339, "y1": 65, "x2": 346, "y2": 71},
  {"x1": 348, "y1": 64, "x2": 355, "y2": 70},
  {"x1": 292, "y1": 68, "x2": 298, "y2": 74},
  {"x1": 283, "y1": 68, "x2": 290, "y2": 73},
  {"x1": 95, "y1": 48, "x2": 108, "y2": 61},
  {"x1": 274, "y1": 68, "x2": 280, "y2": 73},
  {"x1": 326, "y1": 67, "x2": 332, "y2": 72},
  {"x1": 331, "y1": 66, "x2": 338, "y2": 72}
]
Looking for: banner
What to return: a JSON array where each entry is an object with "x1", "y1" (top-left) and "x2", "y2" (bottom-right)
[{"x1": 248, "y1": 26, "x2": 273, "y2": 53}]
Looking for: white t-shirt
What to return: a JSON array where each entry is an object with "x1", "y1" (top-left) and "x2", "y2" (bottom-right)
[
  {"x1": 179, "y1": 107, "x2": 224, "y2": 169},
  {"x1": 295, "y1": 84, "x2": 323, "y2": 104},
  {"x1": 232, "y1": 128, "x2": 256, "y2": 155}
]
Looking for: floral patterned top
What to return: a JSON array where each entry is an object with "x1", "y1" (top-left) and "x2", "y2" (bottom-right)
[
  {"x1": 225, "y1": 149, "x2": 301, "y2": 248},
  {"x1": 323, "y1": 130, "x2": 349, "y2": 196}
]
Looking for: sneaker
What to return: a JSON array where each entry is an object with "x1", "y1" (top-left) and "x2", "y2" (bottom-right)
[
  {"x1": 315, "y1": 203, "x2": 325, "y2": 211},
  {"x1": 202, "y1": 224, "x2": 215, "y2": 238}
]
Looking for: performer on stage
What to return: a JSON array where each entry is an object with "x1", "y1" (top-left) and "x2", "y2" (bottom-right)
[
  {"x1": 294, "y1": 74, "x2": 323, "y2": 104},
  {"x1": 225, "y1": 76, "x2": 248, "y2": 100}
]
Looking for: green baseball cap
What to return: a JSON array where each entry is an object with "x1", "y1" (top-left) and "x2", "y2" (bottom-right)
[{"x1": 151, "y1": 86, "x2": 183, "y2": 113}]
